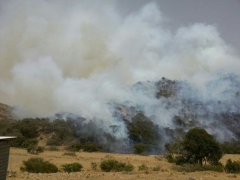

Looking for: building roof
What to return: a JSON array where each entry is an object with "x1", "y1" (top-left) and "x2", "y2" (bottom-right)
[{"x1": 0, "y1": 136, "x2": 16, "y2": 141}]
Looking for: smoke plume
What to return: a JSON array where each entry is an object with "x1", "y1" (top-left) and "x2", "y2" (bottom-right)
[{"x1": 0, "y1": 0, "x2": 240, "y2": 142}]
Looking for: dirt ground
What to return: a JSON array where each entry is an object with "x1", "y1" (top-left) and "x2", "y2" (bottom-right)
[{"x1": 6, "y1": 148, "x2": 240, "y2": 180}]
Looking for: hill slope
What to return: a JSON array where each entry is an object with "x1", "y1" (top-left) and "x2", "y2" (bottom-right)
[{"x1": 0, "y1": 103, "x2": 15, "y2": 121}]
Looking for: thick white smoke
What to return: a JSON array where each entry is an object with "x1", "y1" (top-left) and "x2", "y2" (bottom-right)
[{"x1": 0, "y1": 0, "x2": 239, "y2": 139}]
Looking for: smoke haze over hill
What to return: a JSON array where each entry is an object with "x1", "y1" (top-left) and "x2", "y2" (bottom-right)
[{"x1": 0, "y1": 0, "x2": 240, "y2": 143}]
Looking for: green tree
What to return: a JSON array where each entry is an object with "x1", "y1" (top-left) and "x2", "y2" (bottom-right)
[
  {"x1": 128, "y1": 113, "x2": 159, "y2": 144},
  {"x1": 133, "y1": 144, "x2": 148, "y2": 154},
  {"x1": 179, "y1": 128, "x2": 222, "y2": 166}
]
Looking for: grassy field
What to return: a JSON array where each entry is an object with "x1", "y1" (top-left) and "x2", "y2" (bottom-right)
[{"x1": 6, "y1": 147, "x2": 240, "y2": 180}]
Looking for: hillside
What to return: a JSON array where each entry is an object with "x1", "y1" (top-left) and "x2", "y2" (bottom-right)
[
  {"x1": 0, "y1": 103, "x2": 15, "y2": 121},
  {"x1": 1, "y1": 76, "x2": 240, "y2": 154}
]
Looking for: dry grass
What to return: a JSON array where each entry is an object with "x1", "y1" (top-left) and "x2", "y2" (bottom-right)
[{"x1": 7, "y1": 148, "x2": 240, "y2": 180}]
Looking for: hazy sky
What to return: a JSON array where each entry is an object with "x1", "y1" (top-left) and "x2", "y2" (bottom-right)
[{"x1": 117, "y1": 0, "x2": 240, "y2": 54}]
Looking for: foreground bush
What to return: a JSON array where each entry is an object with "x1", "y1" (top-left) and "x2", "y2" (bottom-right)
[
  {"x1": 138, "y1": 163, "x2": 149, "y2": 171},
  {"x1": 48, "y1": 146, "x2": 59, "y2": 151},
  {"x1": 67, "y1": 142, "x2": 82, "y2": 151},
  {"x1": 134, "y1": 144, "x2": 148, "y2": 154},
  {"x1": 61, "y1": 163, "x2": 83, "y2": 173},
  {"x1": 20, "y1": 157, "x2": 58, "y2": 173},
  {"x1": 82, "y1": 142, "x2": 99, "y2": 152},
  {"x1": 225, "y1": 159, "x2": 240, "y2": 173},
  {"x1": 27, "y1": 145, "x2": 44, "y2": 155},
  {"x1": 63, "y1": 152, "x2": 76, "y2": 156},
  {"x1": 100, "y1": 159, "x2": 134, "y2": 172},
  {"x1": 165, "y1": 153, "x2": 176, "y2": 163}
]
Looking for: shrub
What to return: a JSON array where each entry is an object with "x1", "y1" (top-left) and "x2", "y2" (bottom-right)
[
  {"x1": 114, "y1": 162, "x2": 134, "y2": 172},
  {"x1": 220, "y1": 142, "x2": 240, "y2": 154},
  {"x1": 165, "y1": 141, "x2": 183, "y2": 154},
  {"x1": 128, "y1": 113, "x2": 159, "y2": 144},
  {"x1": 100, "y1": 159, "x2": 134, "y2": 172},
  {"x1": 63, "y1": 152, "x2": 76, "y2": 156},
  {"x1": 67, "y1": 142, "x2": 82, "y2": 151},
  {"x1": 19, "y1": 124, "x2": 39, "y2": 138},
  {"x1": 100, "y1": 159, "x2": 118, "y2": 172},
  {"x1": 91, "y1": 162, "x2": 97, "y2": 171},
  {"x1": 82, "y1": 142, "x2": 99, "y2": 152},
  {"x1": 23, "y1": 139, "x2": 39, "y2": 148},
  {"x1": 46, "y1": 134, "x2": 62, "y2": 146},
  {"x1": 20, "y1": 157, "x2": 58, "y2": 173},
  {"x1": 138, "y1": 163, "x2": 148, "y2": 171},
  {"x1": 48, "y1": 146, "x2": 59, "y2": 151},
  {"x1": 165, "y1": 153, "x2": 176, "y2": 163},
  {"x1": 152, "y1": 166, "x2": 161, "y2": 171},
  {"x1": 225, "y1": 159, "x2": 240, "y2": 173},
  {"x1": 27, "y1": 145, "x2": 44, "y2": 154},
  {"x1": 61, "y1": 163, "x2": 83, "y2": 173},
  {"x1": 175, "y1": 155, "x2": 189, "y2": 165},
  {"x1": 134, "y1": 144, "x2": 148, "y2": 154},
  {"x1": 11, "y1": 136, "x2": 38, "y2": 148}
]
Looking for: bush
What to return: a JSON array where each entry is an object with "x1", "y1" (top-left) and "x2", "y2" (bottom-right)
[
  {"x1": 20, "y1": 157, "x2": 58, "y2": 173},
  {"x1": 225, "y1": 159, "x2": 240, "y2": 173},
  {"x1": 27, "y1": 145, "x2": 44, "y2": 154},
  {"x1": 138, "y1": 164, "x2": 148, "y2": 171},
  {"x1": 19, "y1": 123, "x2": 39, "y2": 138},
  {"x1": 67, "y1": 142, "x2": 82, "y2": 151},
  {"x1": 220, "y1": 142, "x2": 240, "y2": 154},
  {"x1": 61, "y1": 163, "x2": 83, "y2": 173},
  {"x1": 165, "y1": 153, "x2": 176, "y2": 163},
  {"x1": 175, "y1": 155, "x2": 189, "y2": 165},
  {"x1": 128, "y1": 113, "x2": 159, "y2": 144},
  {"x1": 100, "y1": 159, "x2": 134, "y2": 172},
  {"x1": 91, "y1": 162, "x2": 97, "y2": 170},
  {"x1": 134, "y1": 144, "x2": 148, "y2": 154},
  {"x1": 151, "y1": 166, "x2": 161, "y2": 171},
  {"x1": 63, "y1": 152, "x2": 76, "y2": 156},
  {"x1": 100, "y1": 159, "x2": 118, "y2": 172},
  {"x1": 11, "y1": 136, "x2": 38, "y2": 148},
  {"x1": 46, "y1": 134, "x2": 62, "y2": 146},
  {"x1": 82, "y1": 142, "x2": 99, "y2": 152},
  {"x1": 48, "y1": 146, "x2": 59, "y2": 151}
]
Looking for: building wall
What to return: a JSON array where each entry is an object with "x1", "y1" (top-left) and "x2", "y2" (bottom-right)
[{"x1": 0, "y1": 140, "x2": 11, "y2": 180}]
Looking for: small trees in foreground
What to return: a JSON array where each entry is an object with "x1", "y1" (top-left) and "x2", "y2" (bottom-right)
[
  {"x1": 225, "y1": 159, "x2": 240, "y2": 173},
  {"x1": 166, "y1": 128, "x2": 222, "y2": 166},
  {"x1": 180, "y1": 128, "x2": 222, "y2": 166}
]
